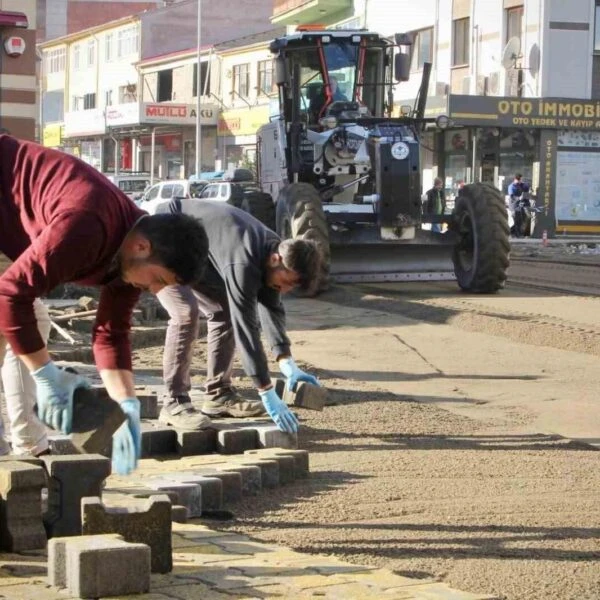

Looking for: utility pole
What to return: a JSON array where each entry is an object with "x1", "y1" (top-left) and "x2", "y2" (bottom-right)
[{"x1": 194, "y1": 0, "x2": 202, "y2": 176}]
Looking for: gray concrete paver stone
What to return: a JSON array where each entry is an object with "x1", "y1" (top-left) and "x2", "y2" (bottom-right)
[
  {"x1": 69, "y1": 537, "x2": 151, "y2": 598},
  {"x1": 0, "y1": 461, "x2": 46, "y2": 552},
  {"x1": 147, "y1": 480, "x2": 203, "y2": 518},
  {"x1": 159, "y1": 473, "x2": 223, "y2": 511},
  {"x1": 214, "y1": 463, "x2": 262, "y2": 496},
  {"x1": 215, "y1": 427, "x2": 258, "y2": 455},
  {"x1": 81, "y1": 495, "x2": 172, "y2": 574},
  {"x1": 41, "y1": 454, "x2": 111, "y2": 538},
  {"x1": 254, "y1": 425, "x2": 298, "y2": 449},
  {"x1": 69, "y1": 387, "x2": 125, "y2": 454},
  {"x1": 140, "y1": 423, "x2": 178, "y2": 457},
  {"x1": 176, "y1": 429, "x2": 217, "y2": 456},
  {"x1": 245, "y1": 448, "x2": 309, "y2": 478},
  {"x1": 231, "y1": 458, "x2": 279, "y2": 488},
  {"x1": 274, "y1": 378, "x2": 327, "y2": 411}
]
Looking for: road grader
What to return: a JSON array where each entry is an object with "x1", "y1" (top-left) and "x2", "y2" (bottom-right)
[{"x1": 242, "y1": 27, "x2": 509, "y2": 293}]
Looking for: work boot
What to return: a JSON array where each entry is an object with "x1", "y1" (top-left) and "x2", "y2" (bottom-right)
[
  {"x1": 199, "y1": 388, "x2": 266, "y2": 418},
  {"x1": 159, "y1": 395, "x2": 212, "y2": 431}
]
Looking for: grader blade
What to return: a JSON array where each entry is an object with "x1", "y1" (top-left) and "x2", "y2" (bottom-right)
[{"x1": 329, "y1": 242, "x2": 456, "y2": 283}]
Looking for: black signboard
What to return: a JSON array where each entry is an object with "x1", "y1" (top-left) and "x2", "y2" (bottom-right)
[{"x1": 449, "y1": 95, "x2": 600, "y2": 131}]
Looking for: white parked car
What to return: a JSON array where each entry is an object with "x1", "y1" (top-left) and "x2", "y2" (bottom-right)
[
  {"x1": 104, "y1": 173, "x2": 153, "y2": 201},
  {"x1": 198, "y1": 181, "x2": 245, "y2": 207},
  {"x1": 136, "y1": 179, "x2": 206, "y2": 214}
]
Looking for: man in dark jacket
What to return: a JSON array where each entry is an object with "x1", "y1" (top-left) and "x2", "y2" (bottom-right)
[
  {"x1": 0, "y1": 134, "x2": 208, "y2": 474},
  {"x1": 425, "y1": 178, "x2": 446, "y2": 233},
  {"x1": 156, "y1": 200, "x2": 323, "y2": 434}
]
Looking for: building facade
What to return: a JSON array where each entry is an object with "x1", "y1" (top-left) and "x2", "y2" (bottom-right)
[
  {"x1": 215, "y1": 29, "x2": 285, "y2": 171},
  {"x1": 37, "y1": 0, "x2": 277, "y2": 178},
  {"x1": 36, "y1": 0, "x2": 161, "y2": 42},
  {"x1": 0, "y1": 1, "x2": 37, "y2": 140},
  {"x1": 273, "y1": 0, "x2": 600, "y2": 236}
]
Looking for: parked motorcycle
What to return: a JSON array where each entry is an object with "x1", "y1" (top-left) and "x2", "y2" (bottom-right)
[{"x1": 507, "y1": 189, "x2": 541, "y2": 238}]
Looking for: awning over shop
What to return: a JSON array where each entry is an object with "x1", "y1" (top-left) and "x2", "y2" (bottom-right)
[{"x1": 0, "y1": 11, "x2": 29, "y2": 29}]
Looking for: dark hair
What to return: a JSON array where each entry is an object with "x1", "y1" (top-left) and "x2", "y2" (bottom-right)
[
  {"x1": 279, "y1": 238, "x2": 324, "y2": 293},
  {"x1": 135, "y1": 213, "x2": 208, "y2": 284},
  {"x1": 515, "y1": 173, "x2": 522, "y2": 180}
]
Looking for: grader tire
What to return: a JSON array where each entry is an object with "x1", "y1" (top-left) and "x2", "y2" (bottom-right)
[
  {"x1": 452, "y1": 182, "x2": 510, "y2": 293},
  {"x1": 276, "y1": 183, "x2": 331, "y2": 296},
  {"x1": 241, "y1": 191, "x2": 276, "y2": 231}
]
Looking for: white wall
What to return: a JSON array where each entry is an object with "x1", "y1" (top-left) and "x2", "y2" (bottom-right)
[
  {"x1": 219, "y1": 45, "x2": 275, "y2": 110},
  {"x1": 66, "y1": 22, "x2": 140, "y2": 111},
  {"x1": 540, "y1": 0, "x2": 594, "y2": 98}
]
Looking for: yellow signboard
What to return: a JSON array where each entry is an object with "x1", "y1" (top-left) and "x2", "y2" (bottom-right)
[
  {"x1": 218, "y1": 106, "x2": 271, "y2": 137},
  {"x1": 43, "y1": 123, "x2": 63, "y2": 148}
]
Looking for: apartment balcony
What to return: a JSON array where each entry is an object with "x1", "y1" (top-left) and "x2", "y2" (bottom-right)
[{"x1": 272, "y1": 0, "x2": 352, "y2": 25}]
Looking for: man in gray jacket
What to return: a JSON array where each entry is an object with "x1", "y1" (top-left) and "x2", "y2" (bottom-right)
[{"x1": 157, "y1": 200, "x2": 323, "y2": 433}]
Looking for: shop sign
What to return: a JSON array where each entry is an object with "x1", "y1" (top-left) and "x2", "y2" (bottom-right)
[
  {"x1": 138, "y1": 133, "x2": 182, "y2": 152},
  {"x1": 105, "y1": 103, "x2": 140, "y2": 127},
  {"x1": 218, "y1": 105, "x2": 271, "y2": 137},
  {"x1": 450, "y1": 95, "x2": 600, "y2": 130},
  {"x1": 63, "y1": 109, "x2": 106, "y2": 137},
  {"x1": 141, "y1": 103, "x2": 217, "y2": 126},
  {"x1": 43, "y1": 123, "x2": 63, "y2": 148}
]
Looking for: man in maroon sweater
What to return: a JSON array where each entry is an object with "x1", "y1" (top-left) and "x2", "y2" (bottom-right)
[{"x1": 0, "y1": 134, "x2": 208, "y2": 474}]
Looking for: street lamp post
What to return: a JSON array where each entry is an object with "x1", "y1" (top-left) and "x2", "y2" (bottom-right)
[{"x1": 194, "y1": 0, "x2": 202, "y2": 177}]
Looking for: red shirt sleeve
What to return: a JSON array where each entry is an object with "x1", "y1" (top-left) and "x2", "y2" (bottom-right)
[
  {"x1": 92, "y1": 279, "x2": 140, "y2": 371},
  {"x1": 0, "y1": 210, "x2": 140, "y2": 369}
]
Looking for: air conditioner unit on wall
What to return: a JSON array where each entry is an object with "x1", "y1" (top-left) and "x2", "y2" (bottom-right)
[{"x1": 487, "y1": 71, "x2": 500, "y2": 95}]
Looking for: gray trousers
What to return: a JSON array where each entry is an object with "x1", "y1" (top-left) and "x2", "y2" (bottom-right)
[{"x1": 156, "y1": 284, "x2": 235, "y2": 400}]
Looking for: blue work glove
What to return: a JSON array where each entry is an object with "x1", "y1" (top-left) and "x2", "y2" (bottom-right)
[
  {"x1": 279, "y1": 357, "x2": 320, "y2": 392},
  {"x1": 259, "y1": 388, "x2": 299, "y2": 433},
  {"x1": 112, "y1": 398, "x2": 141, "y2": 476},
  {"x1": 31, "y1": 361, "x2": 91, "y2": 434}
]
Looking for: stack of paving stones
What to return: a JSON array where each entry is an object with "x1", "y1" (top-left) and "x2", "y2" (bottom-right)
[{"x1": 0, "y1": 385, "x2": 313, "y2": 598}]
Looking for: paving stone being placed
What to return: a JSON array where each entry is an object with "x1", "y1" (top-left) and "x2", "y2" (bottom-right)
[
  {"x1": 255, "y1": 425, "x2": 298, "y2": 449},
  {"x1": 81, "y1": 494, "x2": 172, "y2": 573},
  {"x1": 176, "y1": 428, "x2": 217, "y2": 456},
  {"x1": 146, "y1": 479, "x2": 203, "y2": 518},
  {"x1": 140, "y1": 422, "x2": 177, "y2": 457},
  {"x1": 245, "y1": 448, "x2": 310, "y2": 479},
  {"x1": 42, "y1": 454, "x2": 111, "y2": 537},
  {"x1": 0, "y1": 461, "x2": 47, "y2": 551},
  {"x1": 48, "y1": 533, "x2": 150, "y2": 598},
  {"x1": 274, "y1": 378, "x2": 327, "y2": 411},
  {"x1": 70, "y1": 387, "x2": 126, "y2": 454}
]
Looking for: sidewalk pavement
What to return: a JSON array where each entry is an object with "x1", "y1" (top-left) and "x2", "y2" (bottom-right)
[{"x1": 0, "y1": 455, "x2": 496, "y2": 600}]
